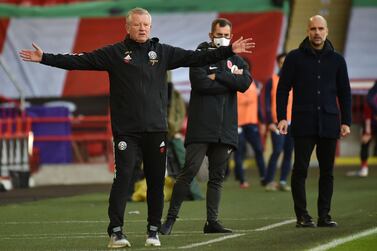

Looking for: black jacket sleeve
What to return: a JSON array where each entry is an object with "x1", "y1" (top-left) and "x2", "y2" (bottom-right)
[
  {"x1": 166, "y1": 45, "x2": 234, "y2": 70},
  {"x1": 215, "y1": 57, "x2": 252, "y2": 93},
  {"x1": 40, "y1": 46, "x2": 113, "y2": 71},
  {"x1": 336, "y1": 56, "x2": 352, "y2": 126},
  {"x1": 277, "y1": 53, "x2": 294, "y2": 122},
  {"x1": 189, "y1": 66, "x2": 231, "y2": 95}
]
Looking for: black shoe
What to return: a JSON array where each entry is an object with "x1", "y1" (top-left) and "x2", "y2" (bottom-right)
[
  {"x1": 296, "y1": 215, "x2": 316, "y2": 228},
  {"x1": 160, "y1": 218, "x2": 176, "y2": 235},
  {"x1": 203, "y1": 220, "x2": 232, "y2": 233},
  {"x1": 318, "y1": 215, "x2": 338, "y2": 227}
]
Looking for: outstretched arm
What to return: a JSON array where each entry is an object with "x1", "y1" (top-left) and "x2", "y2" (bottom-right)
[
  {"x1": 19, "y1": 42, "x2": 112, "y2": 71},
  {"x1": 167, "y1": 37, "x2": 256, "y2": 70}
]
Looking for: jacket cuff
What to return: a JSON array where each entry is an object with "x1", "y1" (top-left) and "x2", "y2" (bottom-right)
[{"x1": 41, "y1": 53, "x2": 50, "y2": 64}]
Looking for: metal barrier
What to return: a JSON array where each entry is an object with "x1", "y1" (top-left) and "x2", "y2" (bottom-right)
[
  {"x1": 0, "y1": 108, "x2": 114, "y2": 191},
  {"x1": 30, "y1": 115, "x2": 114, "y2": 170},
  {"x1": 0, "y1": 109, "x2": 32, "y2": 191}
]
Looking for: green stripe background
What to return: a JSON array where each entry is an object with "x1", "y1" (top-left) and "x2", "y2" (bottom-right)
[
  {"x1": 353, "y1": 0, "x2": 377, "y2": 7},
  {"x1": 0, "y1": 0, "x2": 286, "y2": 17}
]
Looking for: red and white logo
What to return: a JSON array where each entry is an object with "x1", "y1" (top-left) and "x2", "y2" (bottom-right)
[
  {"x1": 227, "y1": 60, "x2": 233, "y2": 70},
  {"x1": 123, "y1": 54, "x2": 132, "y2": 63},
  {"x1": 159, "y1": 141, "x2": 166, "y2": 153}
]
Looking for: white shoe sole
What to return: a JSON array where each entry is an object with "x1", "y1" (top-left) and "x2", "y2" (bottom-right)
[
  {"x1": 108, "y1": 241, "x2": 131, "y2": 248},
  {"x1": 145, "y1": 241, "x2": 161, "y2": 247},
  {"x1": 346, "y1": 171, "x2": 368, "y2": 177}
]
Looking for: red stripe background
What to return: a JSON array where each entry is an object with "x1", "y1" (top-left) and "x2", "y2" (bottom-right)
[
  {"x1": 62, "y1": 17, "x2": 125, "y2": 97},
  {"x1": 220, "y1": 11, "x2": 283, "y2": 84},
  {"x1": 62, "y1": 12, "x2": 283, "y2": 96},
  {"x1": 0, "y1": 19, "x2": 10, "y2": 54}
]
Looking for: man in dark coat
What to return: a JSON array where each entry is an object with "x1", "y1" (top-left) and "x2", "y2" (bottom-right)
[
  {"x1": 277, "y1": 15, "x2": 351, "y2": 228},
  {"x1": 160, "y1": 18, "x2": 252, "y2": 235}
]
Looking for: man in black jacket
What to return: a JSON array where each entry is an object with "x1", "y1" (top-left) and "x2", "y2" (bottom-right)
[
  {"x1": 19, "y1": 8, "x2": 255, "y2": 248},
  {"x1": 277, "y1": 15, "x2": 351, "y2": 228},
  {"x1": 160, "y1": 18, "x2": 252, "y2": 235}
]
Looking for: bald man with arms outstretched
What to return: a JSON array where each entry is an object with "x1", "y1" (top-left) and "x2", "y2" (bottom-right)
[{"x1": 277, "y1": 15, "x2": 351, "y2": 228}]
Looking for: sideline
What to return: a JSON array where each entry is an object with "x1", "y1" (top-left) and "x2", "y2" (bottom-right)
[
  {"x1": 178, "y1": 219, "x2": 295, "y2": 249},
  {"x1": 179, "y1": 234, "x2": 245, "y2": 249},
  {"x1": 308, "y1": 226, "x2": 377, "y2": 251}
]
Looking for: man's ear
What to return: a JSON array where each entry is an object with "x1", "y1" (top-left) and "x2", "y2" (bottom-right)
[
  {"x1": 230, "y1": 34, "x2": 234, "y2": 40},
  {"x1": 208, "y1": 32, "x2": 213, "y2": 40}
]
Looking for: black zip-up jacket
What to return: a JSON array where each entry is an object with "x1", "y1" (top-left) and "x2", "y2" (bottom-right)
[
  {"x1": 277, "y1": 37, "x2": 352, "y2": 138},
  {"x1": 185, "y1": 42, "x2": 252, "y2": 148},
  {"x1": 41, "y1": 36, "x2": 235, "y2": 136}
]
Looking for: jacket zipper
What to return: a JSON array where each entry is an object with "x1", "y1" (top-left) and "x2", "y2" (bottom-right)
[{"x1": 140, "y1": 62, "x2": 145, "y2": 131}]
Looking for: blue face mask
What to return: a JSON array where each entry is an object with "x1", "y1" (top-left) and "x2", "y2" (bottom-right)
[{"x1": 213, "y1": 37, "x2": 230, "y2": 47}]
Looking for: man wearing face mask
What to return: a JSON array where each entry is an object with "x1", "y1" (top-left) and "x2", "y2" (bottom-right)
[{"x1": 160, "y1": 18, "x2": 252, "y2": 235}]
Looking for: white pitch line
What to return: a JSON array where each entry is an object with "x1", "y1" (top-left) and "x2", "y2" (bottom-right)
[
  {"x1": 178, "y1": 219, "x2": 295, "y2": 249},
  {"x1": 254, "y1": 219, "x2": 296, "y2": 231},
  {"x1": 179, "y1": 233, "x2": 245, "y2": 249},
  {"x1": 308, "y1": 226, "x2": 377, "y2": 251}
]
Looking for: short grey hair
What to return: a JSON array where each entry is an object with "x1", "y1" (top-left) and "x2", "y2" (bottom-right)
[{"x1": 126, "y1": 7, "x2": 152, "y2": 25}]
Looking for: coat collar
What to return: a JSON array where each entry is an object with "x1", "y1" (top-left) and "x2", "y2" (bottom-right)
[
  {"x1": 196, "y1": 41, "x2": 212, "y2": 50},
  {"x1": 123, "y1": 35, "x2": 159, "y2": 48},
  {"x1": 299, "y1": 37, "x2": 334, "y2": 56}
]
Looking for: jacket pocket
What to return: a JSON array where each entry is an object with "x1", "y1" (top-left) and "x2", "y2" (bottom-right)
[{"x1": 324, "y1": 105, "x2": 339, "y2": 114}]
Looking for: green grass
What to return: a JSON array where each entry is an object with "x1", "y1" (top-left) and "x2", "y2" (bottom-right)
[
  {"x1": 0, "y1": 166, "x2": 376, "y2": 251},
  {"x1": 331, "y1": 234, "x2": 377, "y2": 251}
]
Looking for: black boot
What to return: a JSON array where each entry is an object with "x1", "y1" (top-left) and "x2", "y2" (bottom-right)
[
  {"x1": 317, "y1": 215, "x2": 337, "y2": 227},
  {"x1": 203, "y1": 220, "x2": 232, "y2": 233},
  {"x1": 160, "y1": 218, "x2": 176, "y2": 235},
  {"x1": 296, "y1": 215, "x2": 316, "y2": 228}
]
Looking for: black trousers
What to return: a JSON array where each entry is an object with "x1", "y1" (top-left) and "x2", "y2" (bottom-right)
[
  {"x1": 166, "y1": 143, "x2": 232, "y2": 222},
  {"x1": 107, "y1": 132, "x2": 167, "y2": 235},
  {"x1": 360, "y1": 124, "x2": 377, "y2": 161},
  {"x1": 291, "y1": 136, "x2": 337, "y2": 219}
]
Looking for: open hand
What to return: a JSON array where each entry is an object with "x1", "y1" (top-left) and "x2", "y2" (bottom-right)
[
  {"x1": 231, "y1": 36, "x2": 255, "y2": 54},
  {"x1": 19, "y1": 43, "x2": 43, "y2": 62}
]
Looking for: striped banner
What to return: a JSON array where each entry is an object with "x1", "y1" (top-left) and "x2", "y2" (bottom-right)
[{"x1": 0, "y1": 11, "x2": 285, "y2": 99}]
